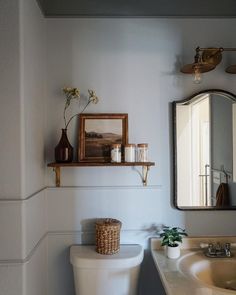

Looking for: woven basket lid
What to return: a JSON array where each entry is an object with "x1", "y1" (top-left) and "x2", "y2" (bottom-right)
[{"x1": 96, "y1": 218, "x2": 122, "y2": 227}]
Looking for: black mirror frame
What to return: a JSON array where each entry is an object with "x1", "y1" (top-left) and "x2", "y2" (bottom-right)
[{"x1": 173, "y1": 89, "x2": 236, "y2": 210}]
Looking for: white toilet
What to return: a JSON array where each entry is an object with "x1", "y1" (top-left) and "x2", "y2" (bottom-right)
[{"x1": 70, "y1": 244, "x2": 144, "y2": 295}]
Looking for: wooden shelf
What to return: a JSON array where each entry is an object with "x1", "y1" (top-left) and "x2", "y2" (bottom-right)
[
  {"x1": 47, "y1": 161, "x2": 155, "y2": 187},
  {"x1": 48, "y1": 162, "x2": 155, "y2": 167}
]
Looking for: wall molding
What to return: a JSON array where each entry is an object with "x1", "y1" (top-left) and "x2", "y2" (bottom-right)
[
  {"x1": 0, "y1": 185, "x2": 162, "y2": 263},
  {"x1": 0, "y1": 187, "x2": 47, "y2": 202},
  {"x1": 0, "y1": 229, "x2": 157, "y2": 265},
  {"x1": 0, "y1": 185, "x2": 162, "y2": 202},
  {"x1": 0, "y1": 232, "x2": 47, "y2": 266}
]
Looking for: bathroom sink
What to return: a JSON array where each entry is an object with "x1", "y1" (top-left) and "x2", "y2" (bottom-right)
[{"x1": 178, "y1": 251, "x2": 236, "y2": 292}]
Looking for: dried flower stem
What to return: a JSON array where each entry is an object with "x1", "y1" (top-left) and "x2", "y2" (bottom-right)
[
  {"x1": 62, "y1": 87, "x2": 99, "y2": 129},
  {"x1": 65, "y1": 100, "x2": 91, "y2": 129},
  {"x1": 63, "y1": 104, "x2": 67, "y2": 129}
]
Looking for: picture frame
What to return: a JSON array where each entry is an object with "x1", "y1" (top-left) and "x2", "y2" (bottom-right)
[{"x1": 78, "y1": 113, "x2": 128, "y2": 162}]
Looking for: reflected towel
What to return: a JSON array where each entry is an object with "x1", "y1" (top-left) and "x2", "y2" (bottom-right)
[{"x1": 216, "y1": 183, "x2": 230, "y2": 207}]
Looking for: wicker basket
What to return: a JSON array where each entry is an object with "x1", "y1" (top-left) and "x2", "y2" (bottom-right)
[{"x1": 95, "y1": 218, "x2": 122, "y2": 255}]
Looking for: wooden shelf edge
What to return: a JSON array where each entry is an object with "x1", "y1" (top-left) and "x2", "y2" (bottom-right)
[{"x1": 47, "y1": 161, "x2": 155, "y2": 167}]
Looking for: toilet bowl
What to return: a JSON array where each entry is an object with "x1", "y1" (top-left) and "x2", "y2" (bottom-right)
[{"x1": 70, "y1": 244, "x2": 144, "y2": 295}]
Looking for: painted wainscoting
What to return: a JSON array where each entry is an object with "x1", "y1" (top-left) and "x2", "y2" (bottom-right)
[
  {"x1": 46, "y1": 185, "x2": 164, "y2": 295},
  {"x1": 0, "y1": 185, "x2": 167, "y2": 295},
  {"x1": 0, "y1": 189, "x2": 47, "y2": 295}
]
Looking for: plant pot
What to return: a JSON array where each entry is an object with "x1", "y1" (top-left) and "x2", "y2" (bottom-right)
[
  {"x1": 55, "y1": 129, "x2": 73, "y2": 162},
  {"x1": 166, "y1": 245, "x2": 180, "y2": 259}
]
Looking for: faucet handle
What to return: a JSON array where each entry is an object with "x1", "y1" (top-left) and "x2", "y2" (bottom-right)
[
  {"x1": 224, "y1": 243, "x2": 231, "y2": 257},
  {"x1": 215, "y1": 242, "x2": 222, "y2": 251},
  {"x1": 208, "y1": 243, "x2": 214, "y2": 254},
  {"x1": 225, "y1": 242, "x2": 231, "y2": 249}
]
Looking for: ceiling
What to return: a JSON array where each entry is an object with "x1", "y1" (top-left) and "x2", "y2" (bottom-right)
[{"x1": 37, "y1": 0, "x2": 236, "y2": 18}]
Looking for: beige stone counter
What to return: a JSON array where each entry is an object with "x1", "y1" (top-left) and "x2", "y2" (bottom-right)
[{"x1": 151, "y1": 237, "x2": 236, "y2": 295}]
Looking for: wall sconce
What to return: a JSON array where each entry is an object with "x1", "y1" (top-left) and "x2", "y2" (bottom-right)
[{"x1": 181, "y1": 46, "x2": 236, "y2": 83}]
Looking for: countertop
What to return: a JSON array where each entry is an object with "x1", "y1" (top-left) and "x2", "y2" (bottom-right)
[{"x1": 151, "y1": 237, "x2": 236, "y2": 295}]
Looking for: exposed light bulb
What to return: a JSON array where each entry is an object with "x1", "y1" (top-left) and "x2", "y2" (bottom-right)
[{"x1": 193, "y1": 66, "x2": 202, "y2": 84}]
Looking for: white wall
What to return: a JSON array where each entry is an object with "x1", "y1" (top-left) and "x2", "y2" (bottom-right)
[
  {"x1": 0, "y1": 0, "x2": 46, "y2": 199},
  {"x1": 20, "y1": 0, "x2": 46, "y2": 197},
  {"x1": 0, "y1": 0, "x2": 22, "y2": 199},
  {"x1": 45, "y1": 18, "x2": 236, "y2": 295},
  {"x1": 0, "y1": 0, "x2": 47, "y2": 294}
]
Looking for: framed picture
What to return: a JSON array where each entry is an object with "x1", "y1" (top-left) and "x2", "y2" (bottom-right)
[{"x1": 78, "y1": 113, "x2": 128, "y2": 162}]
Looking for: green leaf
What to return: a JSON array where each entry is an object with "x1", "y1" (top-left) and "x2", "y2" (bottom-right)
[{"x1": 160, "y1": 226, "x2": 187, "y2": 247}]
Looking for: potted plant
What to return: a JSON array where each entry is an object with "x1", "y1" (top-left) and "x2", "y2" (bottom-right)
[{"x1": 160, "y1": 226, "x2": 187, "y2": 259}]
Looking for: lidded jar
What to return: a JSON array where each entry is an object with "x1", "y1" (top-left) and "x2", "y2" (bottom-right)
[
  {"x1": 124, "y1": 144, "x2": 136, "y2": 162},
  {"x1": 111, "y1": 144, "x2": 122, "y2": 162},
  {"x1": 137, "y1": 143, "x2": 148, "y2": 162}
]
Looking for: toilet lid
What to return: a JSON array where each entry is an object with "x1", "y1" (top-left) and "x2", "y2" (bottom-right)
[{"x1": 70, "y1": 244, "x2": 144, "y2": 269}]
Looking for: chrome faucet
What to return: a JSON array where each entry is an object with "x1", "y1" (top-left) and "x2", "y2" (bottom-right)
[{"x1": 204, "y1": 242, "x2": 233, "y2": 258}]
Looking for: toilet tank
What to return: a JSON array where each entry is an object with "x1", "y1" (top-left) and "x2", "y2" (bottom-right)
[{"x1": 70, "y1": 244, "x2": 144, "y2": 295}]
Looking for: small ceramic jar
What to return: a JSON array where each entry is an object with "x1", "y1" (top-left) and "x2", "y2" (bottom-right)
[{"x1": 124, "y1": 144, "x2": 136, "y2": 162}]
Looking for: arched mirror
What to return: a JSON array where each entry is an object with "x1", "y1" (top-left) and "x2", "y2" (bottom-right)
[{"x1": 173, "y1": 89, "x2": 236, "y2": 210}]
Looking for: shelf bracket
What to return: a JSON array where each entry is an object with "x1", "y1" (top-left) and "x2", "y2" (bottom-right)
[
  {"x1": 133, "y1": 165, "x2": 151, "y2": 185},
  {"x1": 53, "y1": 167, "x2": 61, "y2": 187},
  {"x1": 142, "y1": 165, "x2": 150, "y2": 186}
]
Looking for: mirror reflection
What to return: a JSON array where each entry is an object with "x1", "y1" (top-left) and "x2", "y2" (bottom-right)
[{"x1": 173, "y1": 90, "x2": 236, "y2": 209}]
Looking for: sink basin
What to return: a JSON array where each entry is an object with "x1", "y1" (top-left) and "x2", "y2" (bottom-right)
[{"x1": 178, "y1": 251, "x2": 236, "y2": 292}]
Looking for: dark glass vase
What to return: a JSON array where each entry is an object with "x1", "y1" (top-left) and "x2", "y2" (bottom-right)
[{"x1": 55, "y1": 129, "x2": 73, "y2": 162}]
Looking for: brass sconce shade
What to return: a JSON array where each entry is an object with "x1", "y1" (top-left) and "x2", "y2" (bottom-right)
[
  {"x1": 181, "y1": 47, "x2": 236, "y2": 81},
  {"x1": 180, "y1": 47, "x2": 219, "y2": 74},
  {"x1": 180, "y1": 62, "x2": 215, "y2": 74},
  {"x1": 201, "y1": 48, "x2": 223, "y2": 67}
]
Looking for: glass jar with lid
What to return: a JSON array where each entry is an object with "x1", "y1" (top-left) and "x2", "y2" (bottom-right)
[
  {"x1": 110, "y1": 144, "x2": 122, "y2": 162},
  {"x1": 124, "y1": 144, "x2": 136, "y2": 162},
  {"x1": 137, "y1": 143, "x2": 148, "y2": 162}
]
